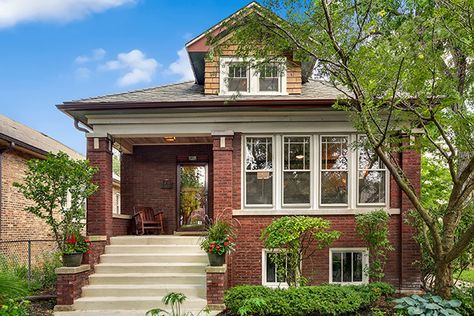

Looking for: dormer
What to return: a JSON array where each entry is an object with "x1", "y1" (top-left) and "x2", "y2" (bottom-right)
[{"x1": 185, "y1": 2, "x2": 310, "y2": 96}]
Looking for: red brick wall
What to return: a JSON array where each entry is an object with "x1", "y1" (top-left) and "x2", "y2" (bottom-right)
[
  {"x1": 56, "y1": 269, "x2": 91, "y2": 306},
  {"x1": 121, "y1": 144, "x2": 213, "y2": 234},
  {"x1": 87, "y1": 137, "x2": 113, "y2": 237},
  {"x1": 112, "y1": 218, "x2": 130, "y2": 236}
]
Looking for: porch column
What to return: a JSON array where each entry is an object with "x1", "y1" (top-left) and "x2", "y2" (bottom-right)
[
  {"x1": 86, "y1": 136, "x2": 113, "y2": 239},
  {"x1": 212, "y1": 131, "x2": 234, "y2": 221},
  {"x1": 400, "y1": 144, "x2": 421, "y2": 290}
]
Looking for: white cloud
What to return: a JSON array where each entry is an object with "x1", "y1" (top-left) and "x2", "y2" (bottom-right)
[
  {"x1": 75, "y1": 67, "x2": 92, "y2": 80},
  {"x1": 0, "y1": 0, "x2": 136, "y2": 28},
  {"x1": 167, "y1": 47, "x2": 194, "y2": 82},
  {"x1": 102, "y1": 49, "x2": 159, "y2": 86},
  {"x1": 75, "y1": 48, "x2": 106, "y2": 64}
]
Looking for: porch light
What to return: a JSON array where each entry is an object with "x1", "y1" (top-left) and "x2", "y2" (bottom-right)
[
  {"x1": 163, "y1": 136, "x2": 176, "y2": 143},
  {"x1": 295, "y1": 154, "x2": 305, "y2": 160}
]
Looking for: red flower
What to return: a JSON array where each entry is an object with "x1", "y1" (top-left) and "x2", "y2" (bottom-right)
[
  {"x1": 210, "y1": 243, "x2": 215, "y2": 248},
  {"x1": 67, "y1": 234, "x2": 76, "y2": 244},
  {"x1": 224, "y1": 242, "x2": 229, "y2": 246},
  {"x1": 208, "y1": 249, "x2": 212, "y2": 252}
]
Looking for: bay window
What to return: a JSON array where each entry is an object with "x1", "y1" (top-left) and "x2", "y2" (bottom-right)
[
  {"x1": 320, "y1": 136, "x2": 348, "y2": 205},
  {"x1": 245, "y1": 137, "x2": 273, "y2": 206},
  {"x1": 283, "y1": 136, "x2": 311, "y2": 205}
]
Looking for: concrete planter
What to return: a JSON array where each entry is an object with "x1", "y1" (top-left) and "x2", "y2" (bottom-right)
[
  {"x1": 208, "y1": 253, "x2": 225, "y2": 266},
  {"x1": 62, "y1": 252, "x2": 83, "y2": 267}
]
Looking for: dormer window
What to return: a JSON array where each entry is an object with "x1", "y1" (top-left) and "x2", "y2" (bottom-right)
[
  {"x1": 220, "y1": 57, "x2": 287, "y2": 95},
  {"x1": 228, "y1": 63, "x2": 249, "y2": 92}
]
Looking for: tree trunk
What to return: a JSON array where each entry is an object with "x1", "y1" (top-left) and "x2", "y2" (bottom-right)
[{"x1": 434, "y1": 260, "x2": 454, "y2": 298}]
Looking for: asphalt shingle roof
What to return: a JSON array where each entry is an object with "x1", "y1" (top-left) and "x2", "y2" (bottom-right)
[
  {"x1": 71, "y1": 79, "x2": 346, "y2": 104},
  {"x1": 0, "y1": 114, "x2": 84, "y2": 160}
]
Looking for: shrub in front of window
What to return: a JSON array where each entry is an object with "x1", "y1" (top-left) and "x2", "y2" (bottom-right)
[
  {"x1": 261, "y1": 216, "x2": 341, "y2": 287},
  {"x1": 355, "y1": 209, "x2": 394, "y2": 281},
  {"x1": 224, "y1": 283, "x2": 395, "y2": 316}
]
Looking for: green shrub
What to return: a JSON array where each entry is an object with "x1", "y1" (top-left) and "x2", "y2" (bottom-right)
[
  {"x1": 0, "y1": 299, "x2": 30, "y2": 316},
  {"x1": 394, "y1": 294, "x2": 462, "y2": 316},
  {"x1": 0, "y1": 273, "x2": 28, "y2": 304},
  {"x1": 452, "y1": 287, "x2": 474, "y2": 316},
  {"x1": 224, "y1": 283, "x2": 394, "y2": 315}
]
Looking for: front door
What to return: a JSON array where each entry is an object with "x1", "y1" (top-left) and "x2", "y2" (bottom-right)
[{"x1": 177, "y1": 164, "x2": 208, "y2": 231}]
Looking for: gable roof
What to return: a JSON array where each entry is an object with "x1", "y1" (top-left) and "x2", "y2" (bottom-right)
[
  {"x1": 63, "y1": 79, "x2": 344, "y2": 105},
  {"x1": 0, "y1": 114, "x2": 84, "y2": 160}
]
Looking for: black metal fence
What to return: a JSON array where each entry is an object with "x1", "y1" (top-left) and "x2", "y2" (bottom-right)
[{"x1": 0, "y1": 239, "x2": 58, "y2": 288}]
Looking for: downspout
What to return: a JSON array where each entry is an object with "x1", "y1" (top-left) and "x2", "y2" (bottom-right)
[
  {"x1": 74, "y1": 118, "x2": 91, "y2": 133},
  {"x1": 0, "y1": 142, "x2": 15, "y2": 240}
]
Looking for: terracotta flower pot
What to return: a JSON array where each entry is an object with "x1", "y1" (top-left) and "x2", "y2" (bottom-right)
[
  {"x1": 62, "y1": 252, "x2": 83, "y2": 267},
  {"x1": 208, "y1": 252, "x2": 225, "y2": 266}
]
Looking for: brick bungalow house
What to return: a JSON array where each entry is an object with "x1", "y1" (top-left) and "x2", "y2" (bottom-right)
[{"x1": 55, "y1": 2, "x2": 420, "y2": 313}]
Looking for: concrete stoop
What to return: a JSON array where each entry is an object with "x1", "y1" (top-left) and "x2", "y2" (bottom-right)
[{"x1": 55, "y1": 236, "x2": 216, "y2": 316}]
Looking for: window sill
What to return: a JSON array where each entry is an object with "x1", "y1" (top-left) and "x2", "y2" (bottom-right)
[
  {"x1": 113, "y1": 214, "x2": 132, "y2": 220},
  {"x1": 233, "y1": 208, "x2": 400, "y2": 216}
]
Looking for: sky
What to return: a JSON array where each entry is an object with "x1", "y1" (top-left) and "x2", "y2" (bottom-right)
[{"x1": 0, "y1": 0, "x2": 251, "y2": 155}]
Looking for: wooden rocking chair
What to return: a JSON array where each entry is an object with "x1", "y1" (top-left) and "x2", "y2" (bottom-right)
[{"x1": 133, "y1": 207, "x2": 165, "y2": 235}]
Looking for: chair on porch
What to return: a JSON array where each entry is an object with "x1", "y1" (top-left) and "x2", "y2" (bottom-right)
[{"x1": 133, "y1": 207, "x2": 165, "y2": 235}]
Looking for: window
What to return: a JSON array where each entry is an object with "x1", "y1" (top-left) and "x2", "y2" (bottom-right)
[
  {"x1": 357, "y1": 138, "x2": 387, "y2": 204},
  {"x1": 262, "y1": 250, "x2": 289, "y2": 287},
  {"x1": 283, "y1": 136, "x2": 311, "y2": 205},
  {"x1": 228, "y1": 63, "x2": 248, "y2": 92},
  {"x1": 320, "y1": 136, "x2": 348, "y2": 205},
  {"x1": 259, "y1": 64, "x2": 280, "y2": 92},
  {"x1": 220, "y1": 57, "x2": 287, "y2": 95},
  {"x1": 113, "y1": 193, "x2": 121, "y2": 214},
  {"x1": 245, "y1": 137, "x2": 273, "y2": 206},
  {"x1": 330, "y1": 249, "x2": 368, "y2": 284}
]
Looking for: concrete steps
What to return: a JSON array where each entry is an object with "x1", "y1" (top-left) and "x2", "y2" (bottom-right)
[{"x1": 68, "y1": 236, "x2": 210, "y2": 313}]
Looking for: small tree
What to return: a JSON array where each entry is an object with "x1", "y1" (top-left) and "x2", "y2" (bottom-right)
[
  {"x1": 355, "y1": 209, "x2": 394, "y2": 282},
  {"x1": 261, "y1": 216, "x2": 340, "y2": 286},
  {"x1": 14, "y1": 152, "x2": 97, "y2": 253}
]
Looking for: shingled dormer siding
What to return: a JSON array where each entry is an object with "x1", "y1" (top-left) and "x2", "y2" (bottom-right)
[{"x1": 204, "y1": 43, "x2": 302, "y2": 95}]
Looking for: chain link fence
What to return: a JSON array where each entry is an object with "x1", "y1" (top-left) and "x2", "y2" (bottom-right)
[{"x1": 0, "y1": 239, "x2": 59, "y2": 288}]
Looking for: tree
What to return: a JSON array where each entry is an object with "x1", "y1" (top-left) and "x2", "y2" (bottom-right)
[
  {"x1": 261, "y1": 216, "x2": 340, "y2": 286},
  {"x1": 14, "y1": 152, "x2": 97, "y2": 252},
  {"x1": 214, "y1": 0, "x2": 474, "y2": 297}
]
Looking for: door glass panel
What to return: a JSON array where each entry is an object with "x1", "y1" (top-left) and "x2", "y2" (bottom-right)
[{"x1": 179, "y1": 165, "x2": 207, "y2": 229}]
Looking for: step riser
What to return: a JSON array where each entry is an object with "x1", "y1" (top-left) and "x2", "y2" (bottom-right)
[
  {"x1": 81, "y1": 287, "x2": 205, "y2": 298},
  {"x1": 100, "y1": 255, "x2": 209, "y2": 264},
  {"x1": 89, "y1": 276, "x2": 206, "y2": 285},
  {"x1": 95, "y1": 265, "x2": 206, "y2": 274},
  {"x1": 74, "y1": 300, "x2": 206, "y2": 311},
  {"x1": 110, "y1": 237, "x2": 202, "y2": 246},
  {"x1": 105, "y1": 246, "x2": 202, "y2": 254}
]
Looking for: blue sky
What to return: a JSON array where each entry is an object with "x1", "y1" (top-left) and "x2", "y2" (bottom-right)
[{"x1": 0, "y1": 0, "x2": 251, "y2": 155}]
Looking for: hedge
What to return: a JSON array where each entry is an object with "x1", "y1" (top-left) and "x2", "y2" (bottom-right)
[{"x1": 224, "y1": 282, "x2": 395, "y2": 316}]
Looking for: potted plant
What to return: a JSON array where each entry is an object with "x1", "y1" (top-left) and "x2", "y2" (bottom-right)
[
  {"x1": 200, "y1": 219, "x2": 235, "y2": 266},
  {"x1": 63, "y1": 233, "x2": 92, "y2": 267}
]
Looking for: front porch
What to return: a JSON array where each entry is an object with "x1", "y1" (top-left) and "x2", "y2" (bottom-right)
[{"x1": 87, "y1": 133, "x2": 235, "y2": 239}]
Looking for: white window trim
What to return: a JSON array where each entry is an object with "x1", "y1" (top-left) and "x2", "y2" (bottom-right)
[
  {"x1": 243, "y1": 135, "x2": 275, "y2": 208},
  {"x1": 219, "y1": 57, "x2": 288, "y2": 96},
  {"x1": 329, "y1": 248, "x2": 369, "y2": 285},
  {"x1": 319, "y1": 135, "x2": 350, "y2": 207},
  {"x1": 113, "y1": 193, "x2": 121, "y2": 214},
  {"x1": 356, "y1": 135, "x2": 389, "y2": 207},
  {"x1": 281, "y1": 135, "x2": 312, "y2": 208},
  {"x1": 261, "y1": 249, "x2": 290, "y2": 288},
  {"x1": 241, "y1": 134, "x2": 390, "y2": 212}
]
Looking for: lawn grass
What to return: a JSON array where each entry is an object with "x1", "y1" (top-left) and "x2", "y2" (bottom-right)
[{"x1": 455, "y1": 269, "x2": 474, "y2": 283}]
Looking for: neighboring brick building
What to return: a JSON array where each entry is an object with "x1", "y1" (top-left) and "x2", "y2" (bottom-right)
[
  {"x1": 0, "y1": 114, "x2": 121, "y2": 242},
  {"x1": 56, "y1": 2, "x2": 421, "y2": 309}
]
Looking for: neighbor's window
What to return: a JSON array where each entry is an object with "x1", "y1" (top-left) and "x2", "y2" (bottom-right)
[
  {"x1": 331, "y1": 249, "x2": 367, "y2": 284},
  {"x1": 263, "y1": 250, "x2": 288, "y2": 286},
  {"x1": 245, "y1": 137, "x2": 273, "y2": 205},
  {"x1": 259, "y1": 64, "x2": 280, "y2": 92},
  {"x1": 320, "y1": 136, "x2": 349, "y2": 205},
  {"x1": 228, "y1": 63, "x2": 248, "y2": 92},
  {"x1": 358, "y1": 139, "x2": 386, "y2": 204},
  {"x1": 283, "y1": 136, "x2": 311, "y2": 205}
]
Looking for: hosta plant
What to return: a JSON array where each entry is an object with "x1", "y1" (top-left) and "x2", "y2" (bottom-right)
[{"x1": 394, "y1": 294, "x2": 462, "y2": 316}]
